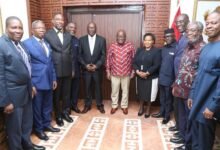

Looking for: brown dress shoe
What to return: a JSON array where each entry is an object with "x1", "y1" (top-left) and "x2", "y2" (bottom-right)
[
  {"x1": 121, "y1": 108, "x2": 128, "y2": 115},
  {"x1": 110, "y1": 108, "x2": 118, "y2": 114}
]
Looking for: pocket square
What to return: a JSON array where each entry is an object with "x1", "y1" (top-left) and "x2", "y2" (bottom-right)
[{"x1": 169, "y1": 52, "x2": 174, "y2": 55}]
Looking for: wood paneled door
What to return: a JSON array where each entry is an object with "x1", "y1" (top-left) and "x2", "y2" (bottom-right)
[{"x1": 66, "y1": 6, "x2": 144, "y2": 100}]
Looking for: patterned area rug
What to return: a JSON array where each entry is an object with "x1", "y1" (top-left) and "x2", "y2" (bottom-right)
[
  {"x1": 77, "y1": 117, "x2": 109, "y2": 150},
  {"x1": 121, "y1": 119, "x2": 142, "y2": 150},
  {"x1": 38, "y1": 115, "x2": 78, "y2": 150},
  {"x1": 157, "y1": 120, "x2": 220, "y2": 150}
]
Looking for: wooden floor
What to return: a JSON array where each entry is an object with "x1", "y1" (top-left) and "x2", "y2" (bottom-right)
[{"x1": 31, "y1": 99, "x2": 220, "y2": 150}]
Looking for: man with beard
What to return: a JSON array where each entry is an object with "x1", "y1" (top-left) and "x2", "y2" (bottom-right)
[
  {"x1": 45, "y1": 14, "x2": 73, "y2": 126},
  {"x1": 188, "y1": 10, "x2": 220, "y2": 150},
  {"x1": 0, "y1": 16, "x2": 45, "y2": 150},
  {"x1": 172, "y1": 21, "x2": 205, "y2": 150}
]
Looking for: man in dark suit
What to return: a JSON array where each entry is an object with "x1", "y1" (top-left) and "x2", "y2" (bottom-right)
[
  {"x1": 0, "y1": 16, "x2": 45, "y2": 150},
  {"x1": 44, "y1": 13, "x2": 73, "y2": 126},
  {"x1": 66, "y1": 22, "x2": 81, "y2": 113},
  {"x1": 152, "y1": 28, "x2": 176, "y2": 124},
  {"x1": 79, "y1": 22, "x2": 106, "y2": 114},
  {"x1": 23, "y1": 20, "x2": 60, "y2": 141}
]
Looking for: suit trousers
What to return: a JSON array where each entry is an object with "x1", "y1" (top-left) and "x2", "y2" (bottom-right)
[
  {"x1": 83, "y1": 70, "x2": 103, "y2": 107},
  {"x1": 54, "y1": 77, "x2": 71, "y2": 117},
  {"x1": 71, "y1": 77, "x2": 80, "y2": 107},
  {"x1": 159, "y1": 85, "x2": 173, "y2": 119},
  {"x1": 178, "y1": 98, "x2": 191, "y2": 145},
  {"x1": 173, "y1": 96, "x2": 179, "y2": 129},
  {"x1": 33, "y1": 89, "x2": 53, "y2": 133},
  {"x1": 5, "y1": 100, "x2": 33, "y2": 150},
  {"x1": 192, "y1": 120, "x2": 216, "y2": 150},
  {"x1": 111, "y1": 76, "x2": 130, "y2": 108}
]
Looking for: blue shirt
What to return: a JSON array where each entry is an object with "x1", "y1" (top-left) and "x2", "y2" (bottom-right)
[{"x1": 189, "y1": 41, "x2": 220, "y2": 124}]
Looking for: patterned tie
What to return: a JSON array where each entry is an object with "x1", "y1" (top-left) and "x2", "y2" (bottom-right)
[
  {"x1": 39, "y1": 40, "x2": 48, "y2": 57},
  {"x1": 15, "y1": 42, "x2": 31, "y2": 76}
]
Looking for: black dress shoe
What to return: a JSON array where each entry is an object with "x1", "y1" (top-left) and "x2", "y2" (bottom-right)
[
  {"x1": 56, "y1": 117, "x2": 64, "y2": 127},
  {"x1": 97, "y1": 105, "x2": 105, "y2": 114},
  {"x1": 151, "y1": 112, "x2": 163, "y2": 118},
  {"x1": 170, "y1": 137, "x2": 185, "y2": 144},
  {"x1": 137, "y1": 107, "x2": 144, "y2": 116},
  {"x1": 169, "y1": 125, "x2": 178, "y2": 131},
  {"x1": 173, "y1": 131, "x2": 180, "y2": 137},
  {"x1": 32, "y1": 144, "x2": 45, "y2": 150},
  {"x1": 144, "y1": 114, "x2": 150, "y2": 118},
  {"x1": 62, "y1": 113, "x2": 73, "y2": 123},
  {"x1": 81, "y1": 106, "x2": 91, "y2": 114},
  {"x1": 35, "y1": 131, "x2": 49, "y2": 141},
  {"x1": 162, "y1": 117, "x2": 170, "y2": 124},
  {"x1": 44, "y1": 126, "x2": 60, "y2": 132},
  {"x1": 174, "y1": 144, "x2": 186, "y2": 150},
  {"x1": 72, "y1": 106, "x2": 81, "y2": 113}
]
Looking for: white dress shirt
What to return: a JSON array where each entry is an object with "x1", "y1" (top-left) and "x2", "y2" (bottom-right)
[
  {"x1": 88, "y1": 34, "x2": 96, "y2": 55},
  {"x1": 54, "y1": 27, "x2": 63, "y2": 44}
]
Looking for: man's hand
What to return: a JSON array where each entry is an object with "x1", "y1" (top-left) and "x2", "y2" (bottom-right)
[
  {"x1": 203, "y1": 108, "x2": 214, "y2": 119},
  {"x1": 107, "y1": 71, "x2": 111, "y2": 80},
  {"x1": 32, "y1": 86, "x2": 37, "y2": 98},
  {"x1": 4, "y1": 103, "x2": 14, "y2": 114},
  {"x1": 130, "y1": 72, "x2": 135, "y2": 79},
  {"x1": 90, "y1": 64, "x2": 97, "y2": 72},
  {"x1": 187, "y1": 98, "x2": 193, "y2": 109},
  {"x1": 53, "y1": 81, "x2": 57, "y2": 90},
  {"x1": 86, "y1": 64, "x2": 93, "y2": 71}
]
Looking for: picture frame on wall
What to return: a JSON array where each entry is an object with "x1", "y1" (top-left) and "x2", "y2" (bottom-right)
[{"x1": 193, "y1": 0, "x2": 220, "y2": 41}]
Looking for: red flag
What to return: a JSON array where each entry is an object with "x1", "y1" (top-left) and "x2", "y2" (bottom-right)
[{"x1": 171, "y1": 4, "x2": 181, "y2": 41}]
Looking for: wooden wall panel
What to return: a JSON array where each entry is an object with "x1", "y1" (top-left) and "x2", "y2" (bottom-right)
[
  {"x1": 29, "y1": 0, "x2": 41, "y2": 23},
  {"x1": 37, "y1": 0, "x2": 170, "y2": 45}
]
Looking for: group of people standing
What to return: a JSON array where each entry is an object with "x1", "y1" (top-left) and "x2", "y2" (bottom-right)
[
  {"x1": 0, "y1": 7, "x2": 219, "y2": 150},
  {"x1": 151, "y1": 9, "x2": 220, "y2": 150}
]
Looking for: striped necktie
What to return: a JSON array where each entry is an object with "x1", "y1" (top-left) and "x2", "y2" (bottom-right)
[
  {"x1": 15, "y1": 42, "x2": 31, "y2": 76},
  {"x1": 39, "y1": 40, "x2": 48, "y2": 57}
]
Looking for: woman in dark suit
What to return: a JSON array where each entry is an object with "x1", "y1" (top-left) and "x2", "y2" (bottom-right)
[{"x1": 133, "y1": 33, "x2": 161, "y2": 118}]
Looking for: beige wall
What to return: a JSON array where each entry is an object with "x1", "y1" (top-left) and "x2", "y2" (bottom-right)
[{"x1": 0, "y1": 0, "x2": 30, "y2": 40}]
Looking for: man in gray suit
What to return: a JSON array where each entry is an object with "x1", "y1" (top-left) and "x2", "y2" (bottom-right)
[
  {"x1": 44, "y1": 13, "x2": 73, "y2": 126},
  {"x1": 0, "y1": 16, "x2": 45, "y2": 150}
]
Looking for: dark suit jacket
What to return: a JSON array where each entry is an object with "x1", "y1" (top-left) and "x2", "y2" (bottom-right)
[
  {"x1": 79, "y1": 34, "x2": 106, "y2": 70},
  {"x1": 159, "y1": 42, "x2": 176, "y2": 86},
  {"x1": 0, "y1": 35, "x2": 32, "y2": 108},
  {"x1": 72, "y1": 35, "x2": 80, "y2": 78},
  {"x1": 44, "y1": 28, "x2": 73, "y2": 77},
  {"x1": 23, "y1": 36, "x2": 56, "y2": 90}
]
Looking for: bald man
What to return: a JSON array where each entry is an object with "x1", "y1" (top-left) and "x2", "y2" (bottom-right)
[
  {"x1": 106, "y1": 30, "x2": 135, "y2": 115},
  {"x1": 79, "y1": 22, "x2": 106, "y2": 114}
]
